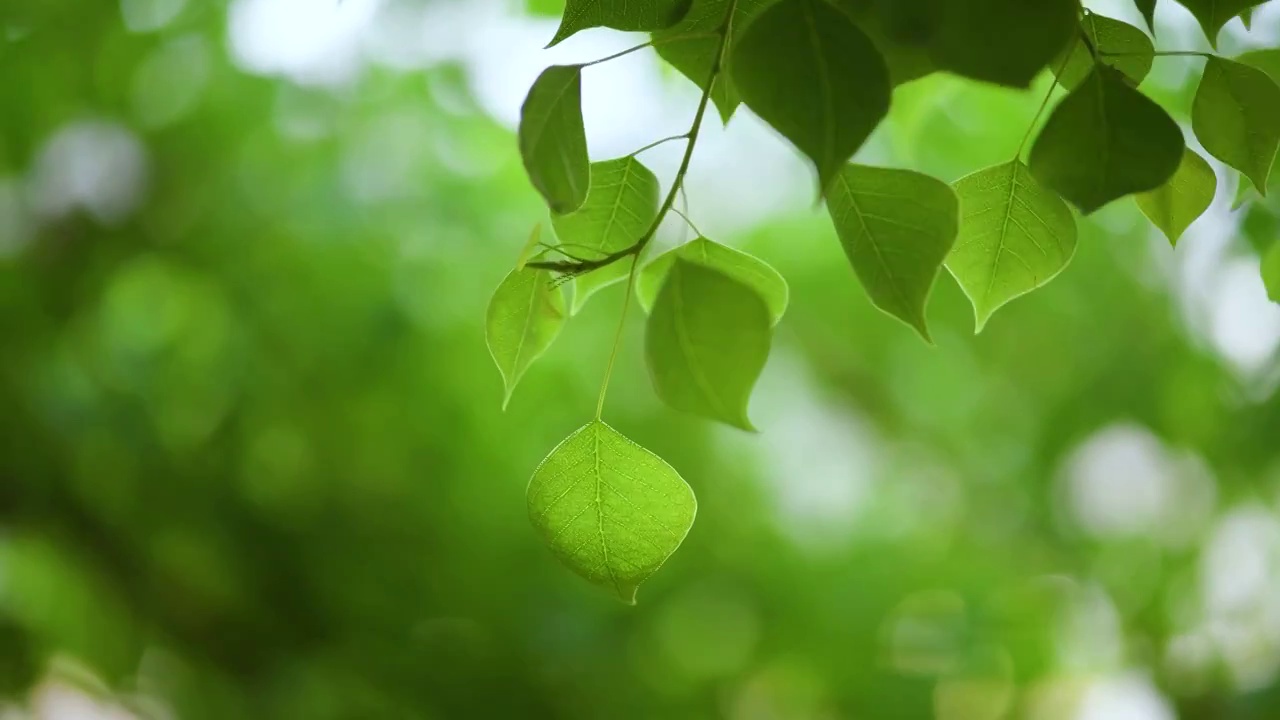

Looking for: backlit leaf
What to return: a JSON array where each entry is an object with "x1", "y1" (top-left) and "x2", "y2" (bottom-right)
[
  {"x1": 516, "y1": 224, "x2": 544, "y2": 270},
  {"x1": 552, "y1": 158, "x2": 660, "y2": 314},
  {"x1": 946, "y1": 161, "x2": 1077, "y2": 331},
  {"x1": 519, "y1": 65, "x2": 590, "y2": 214},
  {"x1": 1239, "y1": 49, "x2": 1280, "y2": 84},
  {"x1": 1054, "y1": 13, "x2": 1154, "y2": 91},
  {"x1": 528, "y1": 421, "x2": 696, "y2": 604},
  {"x1": 1173, "y1": 0, "x2": 1263, "y2": 47},
  {"x1": 825, "y1": 164, "x2": 959, "y2": 341},
  {"x1": 646, "y1": 260, "x2": 771, "y2": 430},
  {"x1": 549, "y1": 0, "x2": 692, "y2": 46},
  {"x1": 1029, "y1": 66, "x2": 1182, "y2": 213},
  {"x1": 1135, "y1": 147, "x2": 1217, "y2": 246},
  {"x1": 636, "y1": 238, "x2": 789, "y2": 324},
  {"x1": 486, "y1": 267, "x2": 567, "y2": 408},
  {"x1": 731, "y1": 0, "x2": 890, "y2": 195},
  {"x1": 1264, "y1": 243, "x2": 1280, "y2": 304},
  {"x1": 1193, "y1": 56, "x2": 1280, "y2": 195}
]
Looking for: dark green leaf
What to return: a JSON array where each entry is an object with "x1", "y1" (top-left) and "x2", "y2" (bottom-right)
[
  {"x1": 1029, "y1": 66, "x2": 1183, "y2": 213},
  {"x1": 1135, "y1": 148, "x2": 1217, "y2": 246},
  {"x1": 731, "y1": 0, "x2": 890, "y2": 195},
  {"x1": 486, "y1": 267, "x2": 568, "y2": 408},
  {"x1": 947, "y1": 161, "x2": 1077, "y2": 331},
  {"x1": 1134, "y1": 0, "x2": 1157, "y2": 33},
  {"x1": 1173, "y1": 0, "x2": 1263, "y2": 47},
  {"x1": 636, "y1": 238, "x2": 789, "y2": 324},
  {"x1": 519, "y1": 65, "x2": 590, "y2": 214},
  {"x1": 1241, "y1": 7, "x2": 1253, "y2": 29},
  {"x1": 528, "y1": 421, "x2": 696, "y2": 604},
  {"x1": 1054, "y1": 13, "x2": 1154, "y2": 91},
  {"x1": 825, "y1": 164, "x2": 959, "y2": 341},
  {"x1": 828, "y1": 1, "x2": 938, "y2": 86},
  {"x1": 552, "y1": 158, "x2": 660, "y2": 314},
  {"x1": 1193, "y1": 56, "x2": 1280, "y2": 195},
  {"x1": 549, "y1": 0, "x2": 692, "y2": 46},
  {"x1": 645, "y1": 259, "x2": 771, "y2": 430}
]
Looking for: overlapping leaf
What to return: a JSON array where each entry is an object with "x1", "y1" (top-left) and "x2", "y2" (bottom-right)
[
  {"x1": 1174, "y1": 0, "x2": 1264, "y2": 47},
  {"x1": 1135, "y1": 148, "x2": 1217, "y2": 245},
  {"x1": 486, "y1": 267, "x2": 567, "y2": 407},
  {"x1": 519, "y1": 65, "x2": 590, "y2": 214},
  {"x1": 549, "y1": 0, "x2": 692, "y2": 46},
  {"x1": 1193, "y1": 57, "x2": 1280, "y2": 195},
  {"x1": 636, "y1": 238, "x2": 788, "y2": 324},
  {"x1": 1055, "y1": 13, "x2": 1154, "y2": 91},
  {"x1": 1134, "y1": 0, "x2": 1157, "y2": 33}
]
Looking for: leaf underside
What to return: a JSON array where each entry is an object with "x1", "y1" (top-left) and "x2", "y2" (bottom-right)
[
  {"x1": 550, "y1": 0, "x2": 693, "y2": 46},
  {"x1": 519, "y1": 65, "x2": 590, "y2": 214},
  {"x1": 1193, "y1": 56, "x2": 1280, "y2": 196},
  {"x1": 636, "y1": 238, "x2": 789, "y2": 325},
  {"x1": 486, "y1": 267, "x2": 567, "y2": 408},
  {"x1": 1135, "y1": 147, "x2": 1217, "y2": 246}
]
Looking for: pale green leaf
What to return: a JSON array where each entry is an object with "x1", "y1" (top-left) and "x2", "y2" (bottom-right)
[
  {"x1": 519, "y1": 65, "x2": 590, "y2": 214},
  {"x1": 825, "y1": 164, "x2": 959, "y2": 341},
  {"x1": 549, "y1": 0, "x2": 692, "y2": 46},
  {"x1": 1193, "y1": 56, "x2": 1280, "y2": 195},
  {"x1": 645, "y1": 259, "x2": 771, "y2": 430},
  {"x1": 485, "y1": 267, "x2": 567, "y2": 408},
  {"x1": 636, "y1": 238, "x2": 789, "y2": 324},
  {"x1": 552, "y1": 158, "x2": 660, "y2": 314},
  {"x1": 1055, "y1": 13, "x2": 1154, "y2": 91},
  {"x1": 1135, "y1": 147, "x2": 1217, "y2": 246},
  {"x1": 1173, "y1": 0, "x2": 1263, "y2": 47},
  {"x1": 1239, "y1": 49, "x2": 1280, "y2": 84},
  {"x1": 1264, "y1": 243, "x2": 1280, "y2": 304},
  {"x1": 1029, "y1": 66, "x2": 1183, "y2": 213},
  {"x1": 946, "y1": 161, "x2": 1078, "y2": 331},
  {"x1": 516, "y1": 224, "x2": 544, "y2": 270},
  {"x1": 730, "y1": 0, "x2": 890, "y2": 195},
  {"x1": 528, "y1": 420, "x2": 696, "y2": 604},
  {"x1": 1134, "y1": 0, "x2": 1157, "y2": 33}
]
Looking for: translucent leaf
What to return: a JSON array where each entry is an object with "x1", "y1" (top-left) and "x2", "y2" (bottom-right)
[
  {"x1": 1135, "y1": 147, "x2": 1217, "y2": 246},
  {"x1": 527, "y1": 420, "x2": 696, "y2": 604},
  {"x1": 946, "y1": 161, "x2": 1077, "y2": 332},
  {"x1": 485, "y1": 267, "x2": 567, "y2": 408},
  {"x1": 636, "y1": 238, "x2": 789, "y2": 324},
  {"x1": 549, "y1": 0, "x2": 692, "y2": 47},
  {"x1": 519, "y1": 65, "x2": 590, "y2": 214},
  {"x1": 1238, "y1": 49, "x2": 1280, "y2": 84},
  {"x1": 1133, "y1": 0, "x2": 1156, "y2": 33},
  {"x1": 1173, "y1": 0, "x2": 1263, "y2": 47},
  {"x1": 825, "y1": 164, "x2": 959, "y2": 341},
  {"x1": 1029, "y1": 66, "x2": 1183, "y2": 213},
  {"x1": 1193, "y1": 57, "x2": 1280, "y2": 196},
  {"x1": 552, "y1": 158, "x2": 660, "y2": 315},
  {"x1": 645, "y1": 259, "x2": 771, "y2": 430},
  {"x1": 1264, "y1": 243, "x2": 1280, "y2": 304},
  {"x1": 516, "y1": 224, "x2": 544, "y2": 270},
  {"x1": 730, "y1": 0, "x2": 890, "y2": 195},
  {"x1": 1054, "y1": 13, "x2": 1154, "y2": 91}
]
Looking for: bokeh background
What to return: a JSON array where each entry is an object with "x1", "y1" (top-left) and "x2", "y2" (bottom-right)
[{"x1": 3, "y1": 0, "x2": 1280, "y2": 718}]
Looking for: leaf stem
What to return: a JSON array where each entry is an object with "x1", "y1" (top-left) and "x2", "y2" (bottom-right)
[
  {"x1": 1100, "y1": 50, "x2": 1214, "y2": 58},
  {"x1": 672, "y1": 205, "x2": 705, "y2": 238},
  {"x1": 1015, "y1": 66, "x2": 1065, "y2": 160},
  {"x1": 596, "y1": 256, "x2": 640, "y2": 419},
  {"x1": 628, "y1": 133, "x2": 690, "y2": 158},
  {"x1": 583, "y1": 32, "x2": 718, "y2": 68}
]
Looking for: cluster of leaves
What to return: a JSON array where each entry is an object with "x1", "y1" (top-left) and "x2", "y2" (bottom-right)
[{"x1": 490, "y1": 0, "x2": 1280, "y2": 602}]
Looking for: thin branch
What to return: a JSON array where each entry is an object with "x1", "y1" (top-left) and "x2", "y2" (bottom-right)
[{"x1": 628, "y1": 133, "x2": 690, "y2": 158}]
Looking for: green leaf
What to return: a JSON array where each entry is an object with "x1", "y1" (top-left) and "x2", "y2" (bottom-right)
[
  {"x1": 552, "y1": 157, "x2": 660, "y2": 315},
  {"x1": 645, "y1": 259, "x2": 772, "y2": 430},
  {"x1": 549, "y1": 0, "x2": 692, "y2": 46},
  {"x1": 485, "y1": 267, "x2": 567, "y2": 408},
  {"x1": 516, "y1": 224, "x2": 544, "y2": 270},
  {"x1": 635, "y1": 238, "x2": 789, "y2": 324},
  {"x1": 730, "y1": 0, "x2": 890, "y2": 195},
  {"x1": 528, "y1": 420, "x2": 696, "y2": 604},
  {"x1": 1134, "y1": 0, "x2": 1157, "y2": 33},
  {"x1": 1241, "y1": 7, "x2": 1253, "y2": 29},
  {"x1": 1173, "y1": 0, "x2": 1263, "y2": 47},
  {"x1": 1238, "y1": 49, "x2": 1280, "y2": 84},
  {"x1": 924, "y1": 0, "x2": 1077, "y2": 88},
  {"x1": 519, "y1": 65, "x2": 590, "y2": 214},
  {"x1": 946, "y1": 161, "x2": 1078, "y2": 331},
  {"x1": 1193, "y1": 56, "x2": 1280, "y2": 195},
  {"x1": 825, "y1": 164, "x2": 959, "y2": 341},
  {"x1": 1135, "y1": 147, "x2": 1217, "y2": 246},
  {"x1": 828, "y1": 1, "x2": 938, "y2": 86},
  {"x1": 1264, "y1": 243, "x2": 1280, "y2": 304},
  {"x1": 1054, "y1": 13, "x2": 1154, "y2": 91},
  {"x1": 1029, "y1": 66, "x2": 1183, "y2": 213}
]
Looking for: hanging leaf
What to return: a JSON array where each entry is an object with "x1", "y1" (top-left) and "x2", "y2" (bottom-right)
[
  {"x1": 1192, "y1": 56, "x2": 1280, "y2": 195},
  {"x1": 636, "y1": 238, "x2": 788, "y2": 324},
  {"x1": 519, "y1": 65, "x2": 590, "y2": 214},
  {"x1": 825, "y1": 164, "x2": 959, "y2": 341},
  {"x1": 1054, "y1": 13, "x2": 1154, "y2": 91},
  {"x1": 828, "y1": 1, "x2": 938, "y2": 86},
  {"x1": 923, "y1": 0, "x2": 1078, "y2": 88},
  {"x1": 1135, "y1": 148, "x2": 1217, "y2": 246},
  {"x1": 731, "y1": 0, "x2": 890, "y2": 195},
  {"x1": 1134, "y1": 0, "x2": 1157, "y2": 33},
  {"x1": 646, "y1": 260, "x2": 772, "y2": 430},
  {"x1": 528, "y1": 421, "x2": 696, "y2": 604},
  {"x1": 549, "y1": 0, "x2": 692, "y2": 46},
  {"x1": 1173, "y1": 0, "x2": 1263, "y2": 47},
  {"x1": 552, "y1": 158, "x2": 660, "y2": 315},
  {"x1": 1240, "y1": 7, "x2": 1253, "y2": 29},
  {"x1": 1029, "y1": 65, "x2": 1182, "y2": 213},
  {"x1": 946, "y1": 161, "x2": 1078, "y2": 332},
  {"x1": 486, "y1": 267, "x2": 567, "y2": 408},
  {"x1": 1264, "y1": 243, "x2": 1280, "y2": 304}
]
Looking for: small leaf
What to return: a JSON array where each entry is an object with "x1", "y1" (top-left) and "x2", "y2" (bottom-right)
[
  {"x1": 1173, "y1": 0, "x2": 1263, "y2": 47},
  {"x1": 946, "y1": 161, "x2": 1077, "y2": 331},
  {"x1": 825, "y1": 164, "x2": 959, "y2": 341},
  {"x1": 731, "y1": 0, "x2": 890, "y2": 195},
  {"x1": 1054, "y1": 13, "x2": 1154, "y2": 91},
  {"x1": 1134, "y1": 0, "x2": 1157, "y2": 33},
  {"x1": 636, "y1": 238, "x2": 789, "y2": 324},
  {"x1": 646, "y1": 260, "x2": 771, "y2": 430},
  {"x1": 486, "y1": 267, "x2": 567, "y2": 408},
  {"x1": 516, "y1": 224, "x2": 544, "y2": 270},
  {"x1": 519, "y1": 65, "x2": 590, "y2": 214},
  {"x1": 1135, "y1": 147, "x2": 1217, "y2": 246},
  {"x1": 549, "y1": 0, "x2": 692, "y2": 46},
  {"x1": 552, "y1": 158, "x2": 660, "y2": 314},
  {"x1": 1264, "y1": 243, "x2": 1280, "y2": 304},
  {"x1": 528, "y1": 420, "x2": 696, "y2": 604},
  {"x1": 1193, "y1": 56, "x2": 1280, "y2": 195},
  {"x1": 1029, "y1": 65, "x2": 1183, "y2": 213}
]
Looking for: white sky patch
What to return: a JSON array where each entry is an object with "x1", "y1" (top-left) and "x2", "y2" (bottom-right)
[
  {"x1": 227, "y1": 0, "x2": 381, "y2": 86},
  {"x1": 1071, "y1": 673, "x2": 1175, "y2": 720},
  {"x1": 28, "y1": 121, "x2": 148, "y2": 227}
]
